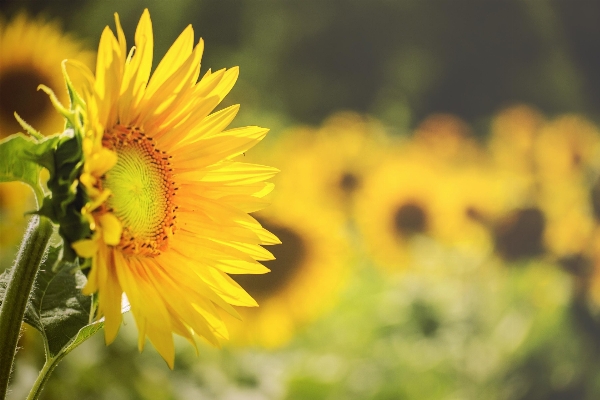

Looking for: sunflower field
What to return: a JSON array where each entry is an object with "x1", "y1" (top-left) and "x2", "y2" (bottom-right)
[{"x1": 2, "y1": 1, "x2": 600, "y2": 399}]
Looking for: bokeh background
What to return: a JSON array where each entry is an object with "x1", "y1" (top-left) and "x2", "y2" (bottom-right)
[{"x1": 2, "y1": 0, "x2": 600, "y2": 399}]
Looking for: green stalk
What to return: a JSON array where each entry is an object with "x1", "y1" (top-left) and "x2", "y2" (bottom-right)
[
  {"x1": 0, "y1": 215, "x2": 53, "y2": 399},
  {"x1": 25, "y1": 354, "x2": 65, "y2": 400}
]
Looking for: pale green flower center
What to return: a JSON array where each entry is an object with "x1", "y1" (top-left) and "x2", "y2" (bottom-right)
[{"x1": 102, "y1": 125, "x2": 177, "y2": 256}]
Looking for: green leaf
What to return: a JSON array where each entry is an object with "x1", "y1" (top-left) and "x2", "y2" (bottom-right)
[
  {"x1": 24, "y1": 245, "x2": 95, "y2": 357},
  {"x1": 29, "y1": 129, "x2": 91, "y2": 262},
  {"x1": 0, "y1": 244, "x2": 129, "y2": 360},
  {"x1": 61, "y1": 321, "x2": 103, "y2": 355},
  {"x1": 0, "y1": 134, "x2": 46, "y2": 204},
  {"x1": 0, "y1": 244, "x2": 128, "y2": 363}
]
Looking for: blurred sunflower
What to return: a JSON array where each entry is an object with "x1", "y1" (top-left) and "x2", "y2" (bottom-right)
[
  {"x1": 484, "y1": 105, "x2": 552, "y2": 263},
  {"x1": 225, "y1": 196, "x2": 349, "y2": 348},
  {"x1": 408, "y1": 113, "x2": 484, "y2": 166},
  {"x1": 353, "y1": 151, "x2": 452, "y2": 270},
  {"x1": 225, "y1": 122, "x2": 351, "y2": 347},
  {"x1": 0, "y1": 13, "x2": 93, "y2": 137},
  {"x1": 531, "y1": 115, "x2": 600, "y2": 267},
  {"x1": 249, "y1": 112, "x2": 389, "y2": 216},
  {"x1": 488, "y1": 104, "x2": 544, "y2": 196},
  {"x1": 534, "y1": 114, "x2": 600, "y2": 183},
  {"x1": 63, "y1": 10, "x2": 278, "y2": 367},
  {"x1": 0, "y1": 182, "x2": 36, "y2": 266},
  {"x1": 538, "y1": 179, "x2": 596, "y2": 260},
  {"x1": 0, "y1": 14, "x2": 93, "y2": 265},
  {"x1": 439, "y1": 163, "x2": 525, "y2": 254}
]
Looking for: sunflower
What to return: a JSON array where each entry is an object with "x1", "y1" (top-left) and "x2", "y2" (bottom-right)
[
  {"x1": 353, "y1": 150, "x2": 454, "y2": 270},
  {"x1": 534, "y1": 114, "x2": 600, "y2": 184},
  {"x1": 488, "y1": 104, "x2": 544, "y2": 192},
  {"x1": 224, "y1": 121, "x2": 351, "y2": 347},
  {"x1": 530, "y1": 115, "x2": 600, "y2": 261},
  {"x1": 538, "y1": 179, "x2": 596, "y2": 259},
  {"x1": 439, "y1": 161, "x2": 528, "y2": 255},
  {"x1": 0, "y1": 13, "x2": 93, "y2": 137},
  {"x1": 248, "y1": 112, "x2": 389, "y2": 216},
  {"x1": 0, "y1": 15, "x2": 92, "y2": 266},
  {"x1": 407, "y1": 113, "x2": 484, "y2": 166},
  {"x1": 224, "y1": 198, "x2": 349, "y2": 348},
  {"x1": 61, "y1": 10, "x2": 278, "y2": 367},
  {"x1": 0, "y1": 182, "x2": 37, "y2": 267}
]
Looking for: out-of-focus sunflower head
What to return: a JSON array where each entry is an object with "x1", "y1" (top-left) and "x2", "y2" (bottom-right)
[
  {"x1": 0, "y1": 182, "x2": 36, "y2": 265},
  {"x1": 225, "y1": 185, "x2": 350, "y2": 348},
  {"x1": 314, "y1": 112, "x2": 390, "y2": 206},
  {"x1": 409, "y1": 113, "x2": 484, "y2": 165},
  {"x1": 354, "y1": 131, "x2": 538, "y2": 271},
  {"x1": 439, "y1": 162, "x2": 527, "y2": 254},
  {"x1": 0, "y1": 15, "x2": 93, "y2": 262},
  {"x1": 0, "y1": 13, "x2": 94, "y2": 137},
  {"x1": 353, "y1": 152, "x2": 453, "y2": 270},
  {"x1": 488, "y1": 104, "x2": 545, "y2": 176},
  {"x1": 539, "y1": 179, "x2": 596, "y2": 259},
  {"x1": 534, "y1": 114, "x2": 600, "y2": 183},
  {"x1": 249, "y1": 112, "x2": 390, "y2": 215}
]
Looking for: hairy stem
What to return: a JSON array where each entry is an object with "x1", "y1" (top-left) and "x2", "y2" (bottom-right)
[
  {"x1": 0, "y1": 215, "x2": 53, "y2": 399},
  {"x1": 25, "y1": 353, "x2": 65, "y2": 400}
]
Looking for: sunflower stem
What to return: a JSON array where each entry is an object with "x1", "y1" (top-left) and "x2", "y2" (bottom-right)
[
  {"x1": 25, "y1": 354, "x2": 65, "y2": 400},
  {"x1": 0, "y1": 215, "x2": 53, "y2": 399}
]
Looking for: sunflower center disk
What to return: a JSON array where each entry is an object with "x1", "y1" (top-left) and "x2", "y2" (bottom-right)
[
  {"x1": 102, "y1": 125, "x2": 177, "y2": 256},
  {"x1": 393, "y1": 202, "x2": 427, "y2": 237},
  {"x1": 232, "y1": 219, "x2": 307, "y2": 299}
]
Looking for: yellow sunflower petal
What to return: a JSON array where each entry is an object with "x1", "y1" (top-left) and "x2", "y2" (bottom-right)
[
  {"x1": 100, "y1": 254, "x2": 123, "y2": 344},
  {"x1": 99, "y1": 212, "x2": 122, "y2": 245},
  {"x1": 144, "y1": 24, "x2": 195, "y2": 99},
  {"x1": 94, "y1": 26, "x2": 122, "y2": 124},
  {"x1": 72, "y1": 237, "x2": 99, "y2": 258}
]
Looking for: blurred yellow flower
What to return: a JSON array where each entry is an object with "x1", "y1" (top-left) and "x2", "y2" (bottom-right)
[
  {"x1": 408, "y1": 113, "x2": 484, "y2": 166},
  {"x1": 226, "y1": 200, "x2": 349, "y2": 348},
  {"x1": 0, "y1": 15, "x2": 93, "y2": 261},
  {"x1": 0, "y1": 182, "x2": 36, "y2": 260},
  {"x1": 251, "y1": 112, "x2": 389, "y2": 216},
  {"x1": 532, "y1": 115, "x2": 600, "y2": 260},
  {"x1": 488, "y1": 104, "x2": 544, "y2": 194},
  {"x1": 227, "y1": 124, "x2": 352, "y2": 347},
  {"x1": 0, "y1": 13, "x2": 93, "y2": 137},
  {"x1": 66, "y1": 10, "x2": 278, "y2": 367},
  {"x1": 353, "y1": 151, "x2": 453, "y2": 270},
  {"x1": 440, "y1": 163, "x2": 523, "y2": 254},
  {"x1": 534, "y1": 114, "x2": 600, "y2": 183},
  {"x1": 538, "y1": 179, "x2": 596, "y2": 259}
]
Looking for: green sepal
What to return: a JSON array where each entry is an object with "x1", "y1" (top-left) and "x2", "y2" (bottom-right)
[
  {"x1": 61, "y1": 60, "x2": 86, "y2": 118},
  {"x1": 14, "y1": 112, "x2": 44, "y2": 141},
  {"x1": 1, "y1": 130, "x2": 92, "y2": 262},
  {"x1": 33, "y1": 83, "x2": 93, "y2": 261},
  {"x1": 0, "y1": 133, "x2": 61, "y2": 205}
]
